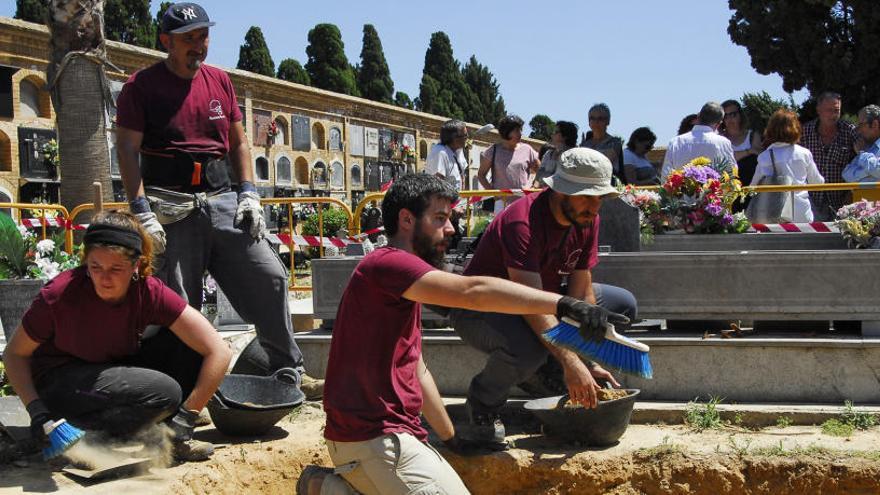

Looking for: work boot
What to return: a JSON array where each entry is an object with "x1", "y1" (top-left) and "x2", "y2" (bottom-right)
[
  {"x1": 300, "y1": 373, "x2": 325, "y2": 401},
  {"x1": 296, "y1": 465, "x2": 334, "y2": 495},
  {"x1": 462, "y1": 401, "x2": 508, "y2": 450},
  {"x1": 194, "y1": 409, "x2": 212, "y2": 427},
  {"x1": 172, "y1": 439, "x2": 215, "y2": 462}
]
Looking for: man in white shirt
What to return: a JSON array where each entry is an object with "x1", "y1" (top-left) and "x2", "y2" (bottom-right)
[
  {"x1": 425, "y1": 120, "x2": 468, "y2": 192},
  {"x1": 661, "y1": 102, "x2": 737, "y2": 179}
]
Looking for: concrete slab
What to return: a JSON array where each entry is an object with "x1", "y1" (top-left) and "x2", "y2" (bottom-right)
[{"x1": 297, "y1": 329, "x2": 880, "y2": 404}]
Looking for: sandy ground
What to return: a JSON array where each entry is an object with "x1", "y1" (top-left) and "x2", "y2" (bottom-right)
[{"x1": 1, "y1": 401, "x2": 879, "y2": 494}]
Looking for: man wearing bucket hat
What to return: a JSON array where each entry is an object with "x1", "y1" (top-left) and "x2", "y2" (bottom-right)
[
  {"x1": 452, "y1": 147, "x2": 638, "y2": 449},
  {"x1": 115, "y1": 2, "x2": 323, "y2": 400}
]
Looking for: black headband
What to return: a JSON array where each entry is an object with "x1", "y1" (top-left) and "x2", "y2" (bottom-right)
[{"x1": 84, "y1": 224, "x2": 143, "y2": 255}]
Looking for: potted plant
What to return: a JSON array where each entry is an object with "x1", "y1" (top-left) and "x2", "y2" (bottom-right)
[
  {"x1": 835, "y1": 200, "x2": 880, "y2": 249},
  {"x1": 0, "y1": 213, "x2": 79, "y2": 340}
]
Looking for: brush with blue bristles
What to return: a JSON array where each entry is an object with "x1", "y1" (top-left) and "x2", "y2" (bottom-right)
[
  {"x1": 543, "y1": 318, "x2": 653, "y2": 379},
  {"x1": 42, "y1": 419, "x2": 85, "y2": 460}
]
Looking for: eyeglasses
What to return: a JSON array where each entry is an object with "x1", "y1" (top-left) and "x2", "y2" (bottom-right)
[
  {"x1": 724, "y1": 111, "x2": 740, "y2": 119},
  {"x1": 588, "y1": 115, "x2": 609, "y2": 122}
]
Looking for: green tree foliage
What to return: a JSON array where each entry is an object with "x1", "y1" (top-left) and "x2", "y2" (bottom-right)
[
  {"x1": 277, "y1": 58, "x2": 311, "y2": 85},
  {"x1": 528, "y1": 114, "x2": 556, "y2": 141},
  {"x1": 740, "y1": 91, "x2": 800, "y2": 134},
  {"x1": 728, "y1": 0, "x2": 880, "y2": 114},
  {"x1": 462, "y1": 55, "x2": 506, "y2": 126},
  {"x1": 15, "y1": 0, "x2": 48, "y2": 23},
  {"x1": 104, "y1": 0, "x2": 155, "y2": 48},
  {"x1": 357, "y1": 24, "x2": 394, "y2": 103},
  {"x1": 305, "y1": 23, "x2": 359, "y2": 96},
  {"x1": 237, "y1": 26, "x2": 275, "y2": 77},
  {"x1": 394, "y1": 91, "x2": 414, "y2": 110},
  {"x1": 153, "y1": 1, "x2": 173, "y2": 51},
  {"x1": 418, "y1": 32, "x2": 480, "y2": 121}
]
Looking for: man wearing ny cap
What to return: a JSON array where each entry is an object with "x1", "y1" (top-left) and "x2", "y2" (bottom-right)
[
  {"x1": 115, "y1": 3, "x2": 323, "y2": 401},
  {"x1": 452, "y1": 147, "x2": 638, "y2": 448}
]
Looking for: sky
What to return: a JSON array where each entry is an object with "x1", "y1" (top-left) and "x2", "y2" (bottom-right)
[{"x1": 2, "y1": 0, "x2": 807, "y2": 142}]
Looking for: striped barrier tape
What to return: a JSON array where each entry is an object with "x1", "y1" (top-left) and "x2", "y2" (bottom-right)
[{"x1": 749, "y1": 222, "x2": 838, "y2": 233}]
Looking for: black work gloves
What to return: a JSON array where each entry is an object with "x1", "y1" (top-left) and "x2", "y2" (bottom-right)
[
  {"x1": 169, "y1": 406, "x2": 199, "y2": 442},
  {"x1": 25, "y1": 398, "x2": 52, "y2": 443},
  {"x1": 556, "y1": 296, "x2": 630, "y2": 342}
]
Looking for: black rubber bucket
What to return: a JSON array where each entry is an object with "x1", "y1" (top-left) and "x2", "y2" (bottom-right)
[
  {"x1": 524, "y1": 389, "x2": 640, "y2": 446},
  {"x1": 208, "y1": 368, "x2": 306, "y2": 436}
]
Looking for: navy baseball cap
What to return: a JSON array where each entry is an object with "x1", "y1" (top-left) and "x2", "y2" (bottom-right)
[{"x1": 161, "y1": 3, "x2": 215, "y2": 34}]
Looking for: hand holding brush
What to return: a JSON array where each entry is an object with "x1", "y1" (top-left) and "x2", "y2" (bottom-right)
[
  {"x1": 556, "y1": 296, "x2": 630, "y2": 341},
  {"x1": 26, "y1": 398, "x2": 85, "y2": 459}
]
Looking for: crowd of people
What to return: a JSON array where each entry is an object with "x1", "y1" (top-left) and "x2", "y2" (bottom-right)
[{"x1": 427, "y1": 92, "x2": 880, "y2": 225}]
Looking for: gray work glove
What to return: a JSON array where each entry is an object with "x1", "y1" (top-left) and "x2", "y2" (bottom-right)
[
  {"x1": 134, "y1": 212, "x2": 167, "y2": 255},
  {"x1": 556, "y1": 296, "x2": 630, "y2": 343},
  {"x1": 234, "y1": 191, "x2": 266, "y2": 240},
  {"x1": 168, "y1": 406, "x2": 199, "y2": 442}
]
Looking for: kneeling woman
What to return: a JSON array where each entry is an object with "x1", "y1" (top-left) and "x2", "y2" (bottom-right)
[{"x1": 2, "y1": 211, "x2": 232, "y2": 461}]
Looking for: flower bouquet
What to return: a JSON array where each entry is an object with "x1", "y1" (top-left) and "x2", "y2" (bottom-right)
[
  {"x1": 0, "y1": 213, "x2": 79, "y2": 280},
  {"x1": 835, "y1": 200, "x2": 880, "y2": 249},
  {"x1": 659, "y1": 157, "x2": 749, "y2": 234},
  {"x1": 619, "y1": 186, "x2": 666, "y2": 242}
]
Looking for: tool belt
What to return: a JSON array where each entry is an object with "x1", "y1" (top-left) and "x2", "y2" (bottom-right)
[{"x1": 140, "y1": 151, "x2": 231, "y2": 193}]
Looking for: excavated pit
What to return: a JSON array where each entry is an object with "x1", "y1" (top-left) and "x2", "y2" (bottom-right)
[{"x1": 2, "y1": 403, "x2": 879, "y2": 494}]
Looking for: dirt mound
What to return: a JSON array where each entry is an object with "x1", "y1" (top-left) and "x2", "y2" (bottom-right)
[{"x1": 3, "y1": 403, "x2": 880, "y2": 494}]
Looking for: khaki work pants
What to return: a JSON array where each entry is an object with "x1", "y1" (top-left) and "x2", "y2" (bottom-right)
[{"x1": 320, "y1": 433, "x2": 470, "y2": 495}]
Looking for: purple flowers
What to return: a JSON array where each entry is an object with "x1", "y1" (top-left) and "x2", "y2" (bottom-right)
[
  {"x1": 704, "y1": 202, "x2": 724, "y2": 217},
  {"x1": 682, "y1": 165, "x2": 720, "y2": 184}
]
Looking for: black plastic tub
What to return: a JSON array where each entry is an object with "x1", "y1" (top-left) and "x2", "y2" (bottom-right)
[
  {"x1": 523, "y1": 389, "x2": 640, "y2": 446},
  {"x1": 208, "y1": 368, "x2": 306, "y2": 436}
]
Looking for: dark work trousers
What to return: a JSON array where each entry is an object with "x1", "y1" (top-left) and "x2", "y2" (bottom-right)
[
  {"x1": 152, "y1": 190, "x2": 304, "y2": 374},
  {"x1": 451, "y1": 283, "x2": 637, "y2": 414},
  {"x1": 35, "y1": 328, "x2": 201, "y2": 436}
]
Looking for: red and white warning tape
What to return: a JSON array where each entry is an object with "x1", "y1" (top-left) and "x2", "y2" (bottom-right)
[
  {"x1": 749, "y1": 222, "x2": 838, "y2": 233},
  {"x1": 19, "y1": 217, "x2": 88, "y2": 230},
  {"x1": 276, "y1": 226, "x2": 386, "y2": 248}
]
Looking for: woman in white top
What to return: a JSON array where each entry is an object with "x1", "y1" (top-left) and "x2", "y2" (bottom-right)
[
  {"x1": 750, "y1": 109, "x2": 825, "y2": 222},
  {"x1": 622, "y1": 127, "x2": 659, "y2": 185}
]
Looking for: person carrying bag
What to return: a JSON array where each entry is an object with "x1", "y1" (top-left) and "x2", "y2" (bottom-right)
[{"x1": 746, "y1": 110, "x2": 825, "y2": 224}]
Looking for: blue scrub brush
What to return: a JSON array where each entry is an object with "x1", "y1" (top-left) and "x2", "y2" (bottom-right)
[
  {"x1": 543, "y1": 318, "x2": 653, "y2": 379},
  {"x1": 42, "y1": 419, "x2": 85, "y2": 460}
]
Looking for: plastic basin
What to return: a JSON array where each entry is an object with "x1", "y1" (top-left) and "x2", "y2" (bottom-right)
[{"x1": 524, "y1": 389, "x2": 640, "y2": 446}]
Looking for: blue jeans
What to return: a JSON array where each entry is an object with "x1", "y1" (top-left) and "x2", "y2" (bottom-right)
[{"x1": 451, "y1": 283, "x2": 637, "y2": 413}]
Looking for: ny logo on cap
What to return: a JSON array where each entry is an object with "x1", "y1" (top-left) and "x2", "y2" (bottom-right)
[{"x1": 180, "y1": 7, "x2": 197, "y2": 20}]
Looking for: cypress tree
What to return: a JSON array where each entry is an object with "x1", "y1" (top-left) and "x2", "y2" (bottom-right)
[
  {"x1": 103, "y1": 0, "x2": 155, "y2": 48},
  {"x1": 305, "y1": 23, "x2": 359, "y2": 96},
  {"x1": 237, "y1": 26, "x2": 275, "y2": 77},
  {"x1": 394, "y1": 91, "x2": 414, "y2": 110},
  {"x1": 153, "y1": 1, "x2": 173, "y2": 51},
  {"x1": 418, "y1": 32, "x2": 480, "y2": 121},
  {"x1": 357, "y1": 24, "x2": 394, "y2": 103},
  {"x1": 277, "y1": 58, "x2": 311, "y2": 86},
  {"x1": 462, "y1": 55, "x2": 506, "y2": 126},
  {"x1": 528, "y1": 114, "x2": 556, "y2": 141},
  {"x1": 15, "y1": 0, "x2": 48, "y2": 23}
]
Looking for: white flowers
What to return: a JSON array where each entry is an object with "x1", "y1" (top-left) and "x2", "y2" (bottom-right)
[
  {"x1": 34, "y1": 257, "x2": 60, "y2": 280},
  {"x1": 36, "y1": 239, "x2": 56, "y2": 256}
]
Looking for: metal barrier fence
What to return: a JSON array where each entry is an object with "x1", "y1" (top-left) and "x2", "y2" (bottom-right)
[
  {"x1": 351, "y1": 182, "x2": 880, "y2": 236},
  {"x1": 2, "y1": 197, "x2": 354, "y2": 292}
]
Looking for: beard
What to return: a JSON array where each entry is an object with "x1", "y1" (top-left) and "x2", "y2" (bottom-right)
[
  {"x1": 412, "y1": 223, "x2": 449, "y2": 268},
  {"x1": 561, "y1": 197, "x2": 595, "y2": 229}
]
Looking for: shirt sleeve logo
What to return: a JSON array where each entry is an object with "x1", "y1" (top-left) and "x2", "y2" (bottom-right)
[{"x1": 208, "y1": 99, "x2": 225, "y2": 121}]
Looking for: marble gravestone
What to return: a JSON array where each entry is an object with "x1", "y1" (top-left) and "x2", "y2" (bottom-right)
[{"x1": 597, "y1": 197, "x2": 640, "y2": 252}]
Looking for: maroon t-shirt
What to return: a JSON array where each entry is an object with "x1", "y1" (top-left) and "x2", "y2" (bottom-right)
[
  {"x1": 22, "y1": 267, "x2": 187, "y2": 381},
  {"x1": 323, "y1": 247, "x2": 435, "y2": 443},
  {"x1": 465, "y1": 189, "x2": 600, "y2": 293},
  {"x1": 115, "y1": 62, "x2": 242, "y2": 156}
]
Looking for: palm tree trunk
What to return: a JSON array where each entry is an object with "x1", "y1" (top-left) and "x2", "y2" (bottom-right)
[{"x1": 47, "y1": 0, "x2": 113, "y2": 222}]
